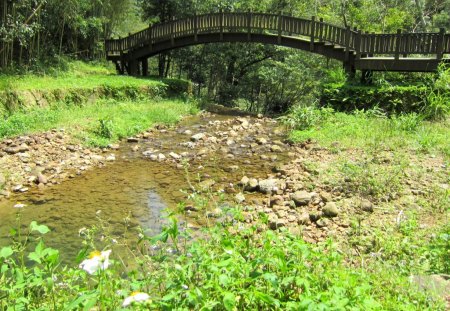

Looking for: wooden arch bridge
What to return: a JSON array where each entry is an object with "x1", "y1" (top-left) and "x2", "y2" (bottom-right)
[{"x1": 105, "y1": 12, "x2": 450, "y2": 78}]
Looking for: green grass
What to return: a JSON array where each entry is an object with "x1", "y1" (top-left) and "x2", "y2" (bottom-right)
[
  {"x1": 286, "y1": 109, "x2": 449, "y2": 158},
  {"x1": 0, "y1": 98, "x2": 198, "y2": 146},
  {"x1": 0, "y1": 61, "x2": 164, "y2": 91}
]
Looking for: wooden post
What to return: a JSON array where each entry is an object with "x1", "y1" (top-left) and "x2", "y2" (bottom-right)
[
  {"x1": 278, "y1": 11, "x2": 283, "y2": 44},
  {"x1": 171, "y1": 17, "x2": 175, "y2": 46},
  {"x1": 129, "y1": 59, "x2": 138, "y2": 76},
  {"x1": 319, "y1": 17, "x2": 324, "y2": 42},
  {"x1": 142, "y1": 58, "x2": 148, "y2": 76},
  {"x1": 194, "y1": 14, "x2": 198, "y2": 42},
  {"x1": 395, "y1": 29, "x2": 401, "y2": 60},
  {"x1": 355, "y1": 29, "x2": 362, "y2": 60},
  {"x1": 220, "y1": 10, "x2": 224, "y2": 41},
  {"x1": 345, "y1": 26, "x2": 351, "y2": 61},
  {"x1": 436, "y1": 28, "x2": 445, "y2": 60},
  {"x1": 247, "y1": 11, "x2": 252, "y2": 41},
  {"x1": 310, "y1": 16, "x2": 316, "y2": 51},
  {"x1": 149, "y1": 26, "x2": 153, "y2": 51}
]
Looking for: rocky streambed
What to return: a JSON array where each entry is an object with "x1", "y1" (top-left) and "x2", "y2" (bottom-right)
[{"x1": 0, "y1": 109, "x2": 447, "y2": 263}]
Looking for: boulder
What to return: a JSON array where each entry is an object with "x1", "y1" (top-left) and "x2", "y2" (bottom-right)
[
  {"x1": 191, "y1": 133, "x2": 206, "y2": 142},
  {"x1": 292, "y1": 191, "x2": 313, "y2": 206},
  {"x1": 323, "y1": 202, "x2": 339, "y2": 217},
  {"x1": 258, "y1": 179, "x2": 279, "y2": 194}
]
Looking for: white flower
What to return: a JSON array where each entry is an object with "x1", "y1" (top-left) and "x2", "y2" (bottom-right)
[
  {"x1": 122, "y1": 292, "x2": 151, "y2": 307},
  {"x1": 79, "y1": 250, "x2": 111, "y2": 274}
]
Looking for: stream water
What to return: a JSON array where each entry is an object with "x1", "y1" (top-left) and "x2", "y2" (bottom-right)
[{"x1": 0, "y1": 112, "x2": 290, "y2": 263}]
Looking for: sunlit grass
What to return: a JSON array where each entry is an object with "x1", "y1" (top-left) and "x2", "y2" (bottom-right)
[
  {"x1": 0, "y1": 99, "x2": 198, "y2": 146},
  {"x1": 289, "y1": 111, "x2": 449, "y2": 158},
  {"x1": 0, "y1": 61, "x2": 162, "y2": 91}
]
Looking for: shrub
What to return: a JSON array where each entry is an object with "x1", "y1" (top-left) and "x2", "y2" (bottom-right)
[
  {"x1": 279, "y1": 105, "x2": 334, "y2": 130},
  {"x1": 321, "y1": 83, "x2": 430, "y2": 115}
]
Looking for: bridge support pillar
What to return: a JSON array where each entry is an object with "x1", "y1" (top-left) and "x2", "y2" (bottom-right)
[
  {"x1": 343, "y1": 62, "x2": 356, "y2": 79},
  {"x1": 361, "y1": 70, "x2": 373, "y2": 84},
  {"x1": 128, "y1": 60, "x2": 139, "y2": 76},
  {"x1": 141, "y1": 58, "x2": 148, "y2": 76}
]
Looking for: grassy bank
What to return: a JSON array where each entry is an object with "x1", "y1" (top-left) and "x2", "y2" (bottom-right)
[
  {"x1": 0, "y1": 98, "x2": 198, "y2": 147},
  {"x1": 0, "y1": 61, "x2": 196, "y2": 147},
  {"x1": 0, "y1": 62, "x2": 158, "y2": 91},
  {"x1": 283, "y1": 106, "x2": 449, "y2": 158}
]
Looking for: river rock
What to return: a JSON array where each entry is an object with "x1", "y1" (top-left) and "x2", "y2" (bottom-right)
[
  {"x1": 309, "y1": 211, "x2": 322, "y2": 222},
  {"x1": 256, "y1": 137, "x2": 268, "y2": 145},
  {"x1": 224, "y1": 165, "x2": 239, "y2": 173},
  {"x1": 106, "y1": 154, "x2": 116, "y2": 162},
  {"x1": 183, "y1": 130, "x2": 192, "y2": 135},
  {"x1": 258, "y1": 179, "x2": 279, "y2": 194},
  {"x1": 323, "y1": 202, "x2": 339, "y2": 217},
  {"x1": 235, "y1": 193, "x2": 246, "y2": 203},
  {"x1": 108, "y1": 144, "x2": 120, "y2": 150},
  {"x1": 191, "y1": 133, "x2": 206, "y2": 142},
  {"x1": 360, "y1": 199, "x2": 374, "y2": 212},
  {"x1": 207, "y1": 208, "x2": 222, "y2": 218},
  {"x1": 239, "y1": 176, "x2": 250, "y2": 187},
  {"x1": 270, "y1": 145, "x2": 283, "y2": 152},
  {"x1": 246, "y1": 178, "x2": 259, "y2": 191},
  {"x1": 158, "y1": 153, "x2": 166, "y2": 161},
  {"x1": 198, "y1": 179, "x2": 215, "y2": 191},
  {"x1": 127, "y1": 137, "x2": 139, "y2": 143},
  {"x1": 292, "y1": 191, "x2": 313, "y2": 206},
  {"x1": 298, "y1": 212, "x2": 311, "y2": 225},
  {"x1": 0, "y1": 190, "x2": 10, "y2": 198},
  {"x1": 37, "y1": 173, "x2": 48, "y2": 185},
  {"x1": 269, "y1": 215, "x2": 286, "y2": 230},
  {"x1": 169, "y1": 152, "x2": 181, "y2": 160}
]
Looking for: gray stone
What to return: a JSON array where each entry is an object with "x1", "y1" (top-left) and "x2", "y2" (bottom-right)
[
  {"x1": 323, "y1": 202, "x2": 339, "y2": 217},
  {"x1": 235, "y1": 193, "x2": 246, "y2": 203},
  {"x1": 239, "y1": 176, "x2": 250, "y2": 187},
  {"x1": 270, "y1": 145, "x2": 283, "y2": 152},
  {"x1": 292, "y1": 191, "x2": 313, "y2": 206},
  {"x1": 191, "y1": 133, "x2": 206, "y2": 142},
  {"x1": 309, "y1": 211, "x2": 322, "y2": 222},
  {"x1": 297, "y1": 213, "x2": 311, "y2": 225},
  {"x1": 246, "y1": 178, "x2": 259, "y2": 191},
  {"x1": 37, "y1": 173, "x2": 48, "y2": 185},
  {"x1": 256, "y1": 137, "x2": 268, "y2": 145},
  {"x1": 361, "y1": 199, "x2": 374, "y2": 213},
  {"x1": 258, "y1": 179, "x2": 278, "y2": 194},
  {"x1": 169, "y1": 152, "x2": 181, "y2": 160},
  {"x1": 198, "y1": 179, "x2": 216, "y2": 191}
]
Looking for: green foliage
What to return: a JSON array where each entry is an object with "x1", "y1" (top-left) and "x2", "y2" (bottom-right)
[
  {"x1": 321, "y1": 83, "x2": 431, "y2": 115},
  {"x1": 95, "y1": 118, "x2": 114, "y2": 139},
  {"x1": 279, "y1": 105, "x2": 334, "y2": 130},
  {"x1": 0, "y1": 217, "x2": 444, "y2": 310}
]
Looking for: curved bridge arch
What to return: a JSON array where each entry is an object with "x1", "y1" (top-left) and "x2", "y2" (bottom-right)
[{"x1": 105, "y1": 12, "x2": 450, "y2": 76}]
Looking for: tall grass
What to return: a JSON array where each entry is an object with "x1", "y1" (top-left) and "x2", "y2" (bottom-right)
[{"x1": 0, "y1": 99, "x2": 198, "y2": 146}]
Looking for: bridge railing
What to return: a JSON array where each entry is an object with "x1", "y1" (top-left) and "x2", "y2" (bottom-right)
[{"x1": 105, "y1": 13, "x2": 448, "y2": 60}]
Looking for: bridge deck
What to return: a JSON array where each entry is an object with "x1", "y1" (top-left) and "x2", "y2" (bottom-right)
[{"x1": 105, "y1": 12, "x2": 449, "y2": 75}]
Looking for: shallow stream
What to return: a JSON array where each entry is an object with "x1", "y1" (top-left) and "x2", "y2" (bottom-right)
[{"x1": 0, "y1": 112, "x2": 290, "y2": 263}]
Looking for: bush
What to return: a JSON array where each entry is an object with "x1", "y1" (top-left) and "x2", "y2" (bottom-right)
[
  {"x1": 279, "y1": 105, "x2": 334, "y2": 130},
  {"x1": 321, "y1": 83, "x2": 429, "y2": 115}
]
